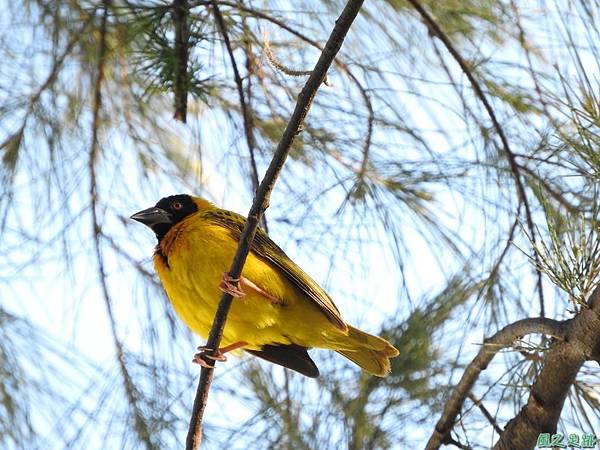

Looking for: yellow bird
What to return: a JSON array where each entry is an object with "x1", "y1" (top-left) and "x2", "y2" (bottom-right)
[{"x1": 131, "y1": 194, "x2": 399, "y2": 377}]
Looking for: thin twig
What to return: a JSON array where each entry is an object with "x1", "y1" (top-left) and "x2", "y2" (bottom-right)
[
  {"x1": 467, "y1": 392, "x2": 503, "y2": 435},
  {"x1": 487, "y1": 213, "x2": 520, "y2": 285},
  {"x1": 263, "y1": 33, "x2": 312, "y2": 77},
  {"x1": 405, "y1": 0, "x2": 546, "y2": 317},
  {"x1": 356, "y1": 81, "x2": 374, "y2": 181},
  {"x1": 446, "y1": 436, "x2": 472, "y2": 450},
  {"x1": 515, "y1": 162, "x2": 581, "y2": 215},
  {"x1": 211, "y1": 1, "x2": 264, "y2": 230},
  {"x1": 184, "y1": 2, "x2": 365, "y2": 449},
  {"x1": 425, "y1": 317, "x2": 565, "y2": 450}
]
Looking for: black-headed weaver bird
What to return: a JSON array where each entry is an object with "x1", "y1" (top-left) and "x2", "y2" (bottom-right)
[{"x1": 131, "y1": 195, "x2": 399, "y2": 377}]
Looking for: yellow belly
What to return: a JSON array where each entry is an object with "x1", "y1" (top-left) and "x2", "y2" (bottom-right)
[{"x1": 154, "y1": 219, "x2": 339, "y2": 351}]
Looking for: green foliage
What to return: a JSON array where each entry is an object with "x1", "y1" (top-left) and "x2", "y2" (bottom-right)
[
  {"x1": 0, "y1": 128, "x2": 24, "y2": 179},
  {"x1": 121, "y1": 4, "x2": 213, "y2": 100},
  {"x1": 385, "y1": 0, "x2": 504, "y2": 40},
  {"x1": 390, "y1": 277, "x2": 479, "y2": 398},
  {"x1": 0, "y1": 310, "x2": 32, "y2": 448},
  {"x1": 530, "y1": 197, "x2": 600, "y2": 306},
  {"x1": 483, "y1": 79, "x2": 542, "y2": 114}
]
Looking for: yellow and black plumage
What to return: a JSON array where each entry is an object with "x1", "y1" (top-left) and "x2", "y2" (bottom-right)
[{"x1": 131, "y1": 194, "x2": 399, "y2": 378}]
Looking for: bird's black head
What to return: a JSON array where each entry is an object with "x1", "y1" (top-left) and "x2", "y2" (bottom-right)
[{"x1": 131, "y1": 194, "x2": 198, "y2": 241}]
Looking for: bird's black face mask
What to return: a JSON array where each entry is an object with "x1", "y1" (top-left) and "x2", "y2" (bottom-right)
[{"x1": 130, "y1": 194, "x2": 198, "y2": 241}]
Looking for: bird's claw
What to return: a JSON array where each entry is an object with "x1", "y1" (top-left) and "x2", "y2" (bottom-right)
[
  {"x1": 205, "y1": 353, "x2": 228, "y2": 362},
  {"x1": 192, "y1": 354, "x2": 214, "y2": 368},
  {"x1": 219, "y1": 272, "x2": 246, "y2": 298},
  {"x1": 193, "y1": 347, "x2": 228, "y2": 367},
  {"x1": 192, "y1": 341, "x2": 247, "y2": 367}
]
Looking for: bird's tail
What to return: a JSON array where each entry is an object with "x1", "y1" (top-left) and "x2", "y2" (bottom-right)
[{"x1": 335, "y1": 325, "x2": 399, "y2": 377}]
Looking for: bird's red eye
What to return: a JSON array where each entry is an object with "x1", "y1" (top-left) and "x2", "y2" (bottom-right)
[{"x1": 171, "y1": 201, "x2": 183, "y2": 211}]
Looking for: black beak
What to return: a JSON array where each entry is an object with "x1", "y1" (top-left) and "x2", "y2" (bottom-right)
[{"x1": 130, "y1": 207, "x2": 173, "y2": 228}]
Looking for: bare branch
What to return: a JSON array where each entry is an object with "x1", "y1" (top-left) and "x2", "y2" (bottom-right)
[
  {"x1": 185, "y1": 2, "x2": 365, "y2": 449},
  {"x1": 425, "y1": 317, "x2": 565, "y2": 450}
]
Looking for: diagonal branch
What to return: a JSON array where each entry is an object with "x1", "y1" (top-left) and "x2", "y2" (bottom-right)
[
  {"x1": 405, "y1": 0, "x2": 546, "y2": 317},
  {"x1": 425, "y1": 317, "x2": 566, "y2": 450},
  {"x1": 185, "y1": 1, "x2": 366, "y2": 449}
]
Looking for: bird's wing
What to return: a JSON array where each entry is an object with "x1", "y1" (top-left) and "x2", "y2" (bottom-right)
[{"x1": 203, "y1": 209, "x2": 348, "y2": 331}]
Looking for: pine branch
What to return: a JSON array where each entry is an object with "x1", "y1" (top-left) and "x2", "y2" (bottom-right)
[
  {"x1": 493, "y1": 286, "x2": 600, "y2": 450},
  {"x1": 184, "y1": 1, "x2": 365, "y2": 449},
  {"x1": 425, "y1": 317, "x2": 566, "y2": 450}
]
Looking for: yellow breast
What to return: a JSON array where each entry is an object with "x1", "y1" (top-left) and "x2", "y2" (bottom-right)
[{"x1": 154, "y1": 215, "x2": 299, "y2": 349}]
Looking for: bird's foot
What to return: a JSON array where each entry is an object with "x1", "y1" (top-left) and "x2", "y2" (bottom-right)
[
  {"x1": 219, "y1": 272, "x2": 246, "y2": 298},
  {"x1": 192, "y1": 341, "x2": 248, "y2": 367},
  {"x1": 220, "y1": 273, "x2": 283, "y2": 305},
  {"x1": 193, "y1": 347, "x2": 227, "y2": 367}
]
